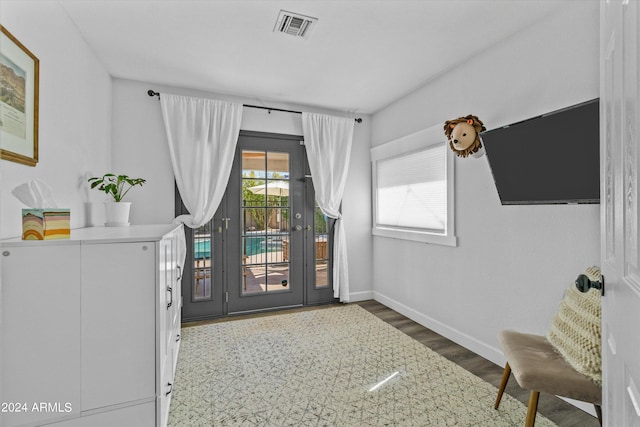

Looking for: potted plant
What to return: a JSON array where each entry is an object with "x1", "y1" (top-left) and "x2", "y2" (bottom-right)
[{"x1": 88, "y1": 173, "x2": 146, "y2": 226}]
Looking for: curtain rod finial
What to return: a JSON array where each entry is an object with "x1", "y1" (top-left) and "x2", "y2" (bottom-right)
[{"x1": 147, "y1": 90, "x2": 159, "y2": 98}]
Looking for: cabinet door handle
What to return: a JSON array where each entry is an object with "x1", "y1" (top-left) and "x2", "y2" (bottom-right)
[
  {"x1": 167, "y1": 286, "x2": 173, "y2": 308},
  {"x1": 166, "y1": 382, "x2": 173, "y2": 396},
  {"x1": 176, "y1": 265, "x2": 182, "y2": 281},
  {"x1": 176, "y1": 334, "x2": 181, "y2": 342}
]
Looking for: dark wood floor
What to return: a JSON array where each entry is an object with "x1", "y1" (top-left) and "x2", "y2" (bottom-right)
[
  {"x1": 354, "y1": 300, "x2": 600, "y2": 427},
  {"x1": 183, "y1": 299, "x2": 600, "y2": 426}
]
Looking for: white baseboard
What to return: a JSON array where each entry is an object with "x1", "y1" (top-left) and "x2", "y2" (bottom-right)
[
  {"x1": 373, "y1": 291, "x2": 505, "y2": 366},
  {"x1": 558, "y1": 397, "x2": 597, "y2": 417},
  {"x1": 347, "y1": 290, "x2": 374, "y2": 302},
  {"x1": 372, "y1": 291, "x2": 598, "y2": 418}
]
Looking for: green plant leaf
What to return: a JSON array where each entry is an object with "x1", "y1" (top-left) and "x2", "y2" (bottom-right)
[{"x1": 88, "y1": 173, "x2": 146, "y2": 202}]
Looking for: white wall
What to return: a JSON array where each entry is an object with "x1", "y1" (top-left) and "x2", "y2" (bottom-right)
[
  {"x1": 0, "y1": 1, "x2": 112, "y2": 239},
  {"x1": 371, "y1": 1, "x2": 600, "y2": 367},
  {"x1": 0, "y1": 0, "x2": 112, "y2": 410},
  {"x1": 111, "y1": 78, "x2": 373, "y2": 299}
]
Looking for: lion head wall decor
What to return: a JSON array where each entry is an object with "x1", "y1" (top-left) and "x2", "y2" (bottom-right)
[{"x1": 444, "y1": 115, "x2": 486, "y2": 158}]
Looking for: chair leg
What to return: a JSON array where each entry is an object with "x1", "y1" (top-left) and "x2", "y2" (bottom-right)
[
  {"x1": 525, "y1": 391, "x2": 540, "y2": 427},
  {"x1": 494, "y1": 362, "x2": 512, "y2": 409},
  {"x1": 594, "y1": 404, "x2": 603, "y2": 426}
]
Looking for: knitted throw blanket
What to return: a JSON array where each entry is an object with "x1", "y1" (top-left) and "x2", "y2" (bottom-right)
[{"x1": 546, "y1": 266, "x2": 602, "y2": 385}]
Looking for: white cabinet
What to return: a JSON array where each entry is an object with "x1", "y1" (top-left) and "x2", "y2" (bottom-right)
[
  {"x1": 1, "y1": 225, "x2": 184, "y2": 427},
  {"x1": 1, "y1": 243, "x2": 81, "y2": 427}
]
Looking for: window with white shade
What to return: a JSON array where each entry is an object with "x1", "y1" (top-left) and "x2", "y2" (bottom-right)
[{"x1": 371, "y1": 125, "x2": 457, "y2": 246}]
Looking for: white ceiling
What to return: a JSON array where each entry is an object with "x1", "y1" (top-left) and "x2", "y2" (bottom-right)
[{"x1": 59, "y1": 0, "x2": 566, "y2": 114}]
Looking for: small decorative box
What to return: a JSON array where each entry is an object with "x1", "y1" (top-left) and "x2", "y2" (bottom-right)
[{"x1": 22, "y1": 209, "x2": 70, "y2": 240}]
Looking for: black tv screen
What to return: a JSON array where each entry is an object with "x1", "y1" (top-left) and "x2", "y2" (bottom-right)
[{"x1": 482, "y1": 99, "x2": 600, "y2": 205}]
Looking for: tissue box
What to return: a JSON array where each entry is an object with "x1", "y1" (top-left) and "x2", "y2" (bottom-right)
[{"x1": 22, "y1": 209, "x2": 70, "y2": 240}]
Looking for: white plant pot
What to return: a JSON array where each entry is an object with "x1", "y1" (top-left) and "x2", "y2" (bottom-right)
[{"x1": 104, "y1": 201, "x2": 131, "y2": 227}]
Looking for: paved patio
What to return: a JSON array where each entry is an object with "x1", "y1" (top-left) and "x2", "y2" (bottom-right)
[{"x1": 193, "y1": 251, "x2": 328, "y2": 299}]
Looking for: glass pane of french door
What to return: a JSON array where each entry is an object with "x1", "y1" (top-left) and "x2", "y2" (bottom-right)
[
  {"x1": 314, "y1": 204, "x2": 329, "y2": 288},
  {"x1": 193, "y1": 223, "x2": 212, "y2": 300},
  {"x1": 241, "y1": 150, "x2": 291, "y2": 295},
  {"x1": 304, "y1": 158, "x2": 335, "y2": 305}
]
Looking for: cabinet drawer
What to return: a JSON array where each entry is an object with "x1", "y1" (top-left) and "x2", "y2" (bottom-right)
[{"x1": 158, "y1": 359, "x2": 175, "y2": 427}]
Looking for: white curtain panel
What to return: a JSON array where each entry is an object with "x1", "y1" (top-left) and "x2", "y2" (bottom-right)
[
  {"x1": 302, "y1": 112, "x2": 355, "y2": 302},
  {"x1": 160, "y1": 93, "x2": 242, "y2": 228},
  {"x1": 160, "y1": 94, "x2": 242, "y2": 268}
]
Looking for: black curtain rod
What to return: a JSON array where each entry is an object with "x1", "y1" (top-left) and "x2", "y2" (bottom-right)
[{"x1": 147, "y1": 90, "x2": 362, "y2": 123}]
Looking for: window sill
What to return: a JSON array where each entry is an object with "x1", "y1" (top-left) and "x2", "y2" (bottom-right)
[{"x1": 372, "y1": 227, "x2": 457, "y2": 247}]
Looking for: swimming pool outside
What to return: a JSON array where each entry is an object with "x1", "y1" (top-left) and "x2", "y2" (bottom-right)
[{"x1": 194, "y1": 232, "x2": 286, "y2": 259}]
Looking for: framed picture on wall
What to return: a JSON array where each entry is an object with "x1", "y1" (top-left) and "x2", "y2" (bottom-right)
[{"x1": 0, "y1": 25, "x2": 39, "y2": 166}]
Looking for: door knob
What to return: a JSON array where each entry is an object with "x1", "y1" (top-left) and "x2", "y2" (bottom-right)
[{"x1": 294, "y1": 225, "x2": 303, "y2": 231}]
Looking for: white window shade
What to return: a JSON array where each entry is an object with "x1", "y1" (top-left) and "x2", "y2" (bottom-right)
[
  {"x1": 376, "y1": 145, "x2": 446, "y2": 232},
  {"x1": 371, "y1": 125, "x2": 456, "y2": 246}
]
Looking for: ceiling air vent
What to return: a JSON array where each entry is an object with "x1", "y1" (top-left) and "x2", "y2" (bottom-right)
[{"x1": 274, "y1": 10, "x2": 317, "y2": 39}]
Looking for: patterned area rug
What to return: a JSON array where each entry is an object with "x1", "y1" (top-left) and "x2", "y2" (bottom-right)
[{"x1": 168, "y1": 305, "x2": 557, "y2": 426}]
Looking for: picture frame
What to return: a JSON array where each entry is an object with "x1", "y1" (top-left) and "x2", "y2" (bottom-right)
[{"x1": 0, "y1": 25, "x2": 39, "y2": 166}]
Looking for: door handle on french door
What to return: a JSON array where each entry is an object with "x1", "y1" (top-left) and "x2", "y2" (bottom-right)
[
  {"x1": 294, "y1": 225, "x2": 303, "y2": 231},
  {"x1": 222, "y1": 218, "x2": 231, "y2": 229}
]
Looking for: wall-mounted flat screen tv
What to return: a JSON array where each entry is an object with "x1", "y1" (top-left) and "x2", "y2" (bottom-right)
[{"x1": 482, "y1": 99, "x2": 599, "y2": 205}]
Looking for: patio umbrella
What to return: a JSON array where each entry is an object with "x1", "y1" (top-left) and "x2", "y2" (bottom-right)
[{"x1": 247, "y1": 181, "x2": 289, "y2": 197}]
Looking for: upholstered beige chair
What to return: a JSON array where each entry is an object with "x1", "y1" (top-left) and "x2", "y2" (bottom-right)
[{"x1": 494, "y1": 267, "x2": 603, "y2": 427}]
